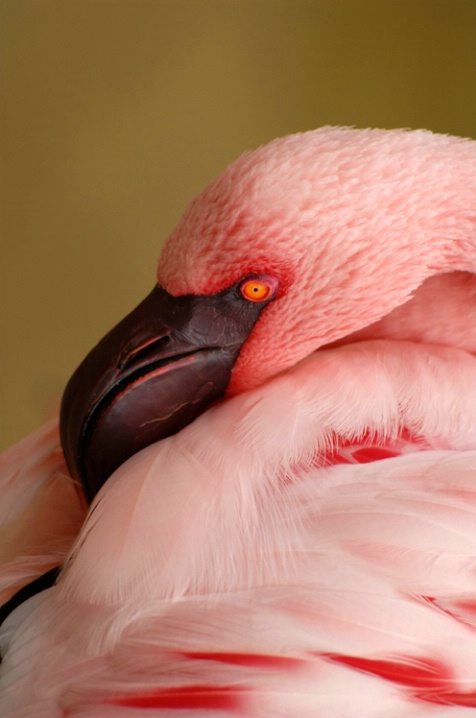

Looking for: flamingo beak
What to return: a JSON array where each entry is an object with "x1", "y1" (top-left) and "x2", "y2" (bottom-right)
[{"x1": 60, "y1": 282, "x2": 268, "y2": 502}]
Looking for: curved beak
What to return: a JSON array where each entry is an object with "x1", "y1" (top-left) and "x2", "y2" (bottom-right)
[{"x1": 60, "y1": 282, "x2": 268, "y2": 502}]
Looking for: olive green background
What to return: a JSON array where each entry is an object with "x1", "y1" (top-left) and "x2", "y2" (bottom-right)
[{"x1": 1, "y1": 0, "x2": 476, "y2": 451}]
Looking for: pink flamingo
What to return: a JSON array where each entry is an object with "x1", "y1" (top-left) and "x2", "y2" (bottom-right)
[{"x1": 1, "y1": 127, "x2": 476, "y2": 716}]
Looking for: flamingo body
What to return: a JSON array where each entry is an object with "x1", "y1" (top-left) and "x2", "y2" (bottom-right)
[{"x1": 1, "y1": 127, "x2": 476, "y2": 716}]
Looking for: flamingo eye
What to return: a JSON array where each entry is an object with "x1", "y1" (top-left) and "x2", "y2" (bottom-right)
[{"x1": 239, "y1": 275, "x2": 279, "y2": 303}]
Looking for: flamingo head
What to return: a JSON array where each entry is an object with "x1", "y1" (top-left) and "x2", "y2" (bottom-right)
[{"x1": 60, "y1": 127, "x2": 476, "y2": 500}]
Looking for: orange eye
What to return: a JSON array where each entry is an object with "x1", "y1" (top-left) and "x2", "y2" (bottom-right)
[{"x1": 239, "y1": 276, "x2": 278, "y2": 302}]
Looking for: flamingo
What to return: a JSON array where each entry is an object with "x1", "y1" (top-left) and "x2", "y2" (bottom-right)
[{"x1": 1, "y1": 126, "x2": 476, "y2": 717}]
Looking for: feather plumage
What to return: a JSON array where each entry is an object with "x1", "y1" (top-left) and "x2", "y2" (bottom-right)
[
  {"x1": 1, "y1": 127, "x2": 476, "y2": 716},
  {"x1": 0, "y1": 421, "x2": 85, "y2": 606}
]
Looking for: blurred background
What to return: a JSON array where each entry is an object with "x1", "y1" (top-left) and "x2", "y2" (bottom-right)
[{"x1": 1, "y1": 0, "x2": 476, "y2": 450}]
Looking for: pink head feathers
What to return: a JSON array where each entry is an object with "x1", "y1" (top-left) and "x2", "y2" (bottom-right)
[{"x1": 158, "y1": 127, "x2": 476, "y2": 391}]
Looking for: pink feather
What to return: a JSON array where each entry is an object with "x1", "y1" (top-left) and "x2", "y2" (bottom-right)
[
  {"x1": 1, "y1": 127, "x2": 476, "y2": 716},
  {"x1": 0, "y1": 421, "x2": 85, "y2": 606}
]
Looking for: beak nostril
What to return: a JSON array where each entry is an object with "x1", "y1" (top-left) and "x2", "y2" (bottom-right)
[{"x1": 120, "y1": 336, "x2": 171, "y2": 371}]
